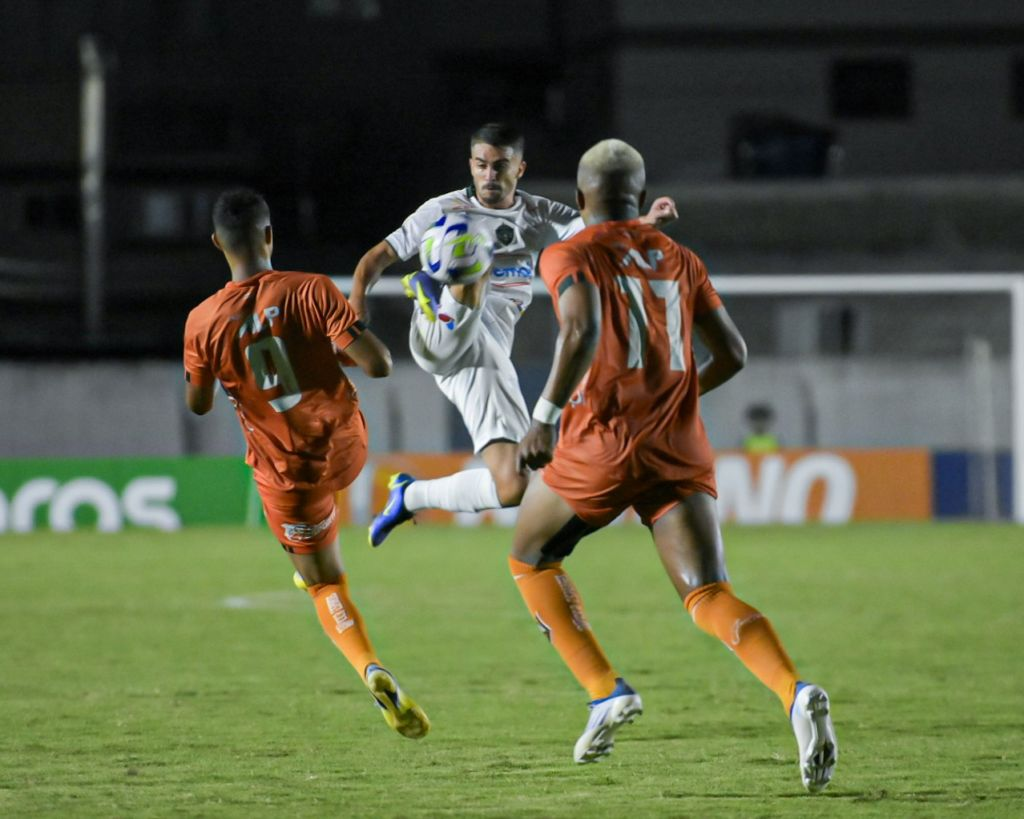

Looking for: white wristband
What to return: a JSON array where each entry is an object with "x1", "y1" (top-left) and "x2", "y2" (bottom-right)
[{"x1": 532, "y1": 397, "x2": 562, "y2": 425}]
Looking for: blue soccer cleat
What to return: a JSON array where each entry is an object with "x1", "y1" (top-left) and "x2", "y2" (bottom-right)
[
  {"x1": 402, "y1": 271, "x2": 443, "y2": 323},
  {"x1": 364, "y1": 663, "x2": 430, "y2": 739},
  {"x1": 368, "y1": 472, "x2": 416, "y2": 547},
  {"x1": 790, "y1": 682, "x2": 838, "y2": 793},
  {"x1": 573, "y1": 678, "x2": 643, "y2": 763}
]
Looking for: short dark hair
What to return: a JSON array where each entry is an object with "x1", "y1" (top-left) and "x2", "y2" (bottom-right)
[
  {"x1": 746, "y1": 403, "x2": 775, "y2": 422},
  {"x1": 212, "y1": 188, "x2": 270, "y2": 250},
  {"x1": 470, "y1": 122, "x2": 524, "y2": 155}
]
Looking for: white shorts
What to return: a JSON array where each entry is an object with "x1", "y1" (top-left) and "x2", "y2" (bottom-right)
[
  {"x1": 409, "y1": 292, "x2": 529, "y2": 452},
  {"x1": 408, "y1": 290, "x2": 486, "y2": 375}
]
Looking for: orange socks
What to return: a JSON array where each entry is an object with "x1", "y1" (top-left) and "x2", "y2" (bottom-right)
[
  {"x1": 509, "y1": 562, "x2": 798, "y2": 710},
  {"x1": 685, "y1": 581, "x2": 799, "y2": 711},
  {"x1": 307, "y1": 573, "x2": 379, "y2": 677},
  {"x1": 509, "y1": 557, "x2": 618, "y2": 700}
]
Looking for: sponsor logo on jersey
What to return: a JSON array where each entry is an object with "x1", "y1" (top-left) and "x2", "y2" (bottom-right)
[
  {"x1": 491, "y1": 265, "x2": 533, "y2": 279},
  {"x1": 437, "y1": 313, "x2": 456, "y2": 330}
]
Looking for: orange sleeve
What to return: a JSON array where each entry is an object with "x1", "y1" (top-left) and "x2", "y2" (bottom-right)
[
  {"x1": 307, "y1": 275, "x2": 364, "y2": 350},
  {"x1": 183, "y1": 309, "x2": 214, "y2": 387},
  {"x1": 539, "y1": 241, "x2": 590, "y2": 305},
  {"x1": 690, "y1": 250, "x2": 722, "y2": 316}
]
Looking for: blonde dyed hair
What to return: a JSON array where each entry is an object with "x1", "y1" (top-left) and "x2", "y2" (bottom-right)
[{"x1": 577, "y1": 139, "x2": 645, "y2": 194}]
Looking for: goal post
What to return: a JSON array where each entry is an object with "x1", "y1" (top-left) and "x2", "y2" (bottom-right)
[
  {"x1": 333, "y1": 272, "x2": 1024, "y2": 524},
  {"x1": 710, "y1": 273, "x2": 1024, "y2": 524}
]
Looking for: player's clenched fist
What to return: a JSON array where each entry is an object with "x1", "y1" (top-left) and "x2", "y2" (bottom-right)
[
  {"x1": 639, "y1": 195, "x2": 678, "y2": 228},
  {"x1": 517, "y1": 421, "x2": 557, "y2": 472}
]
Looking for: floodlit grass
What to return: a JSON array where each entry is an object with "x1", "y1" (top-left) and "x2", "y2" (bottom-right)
[{"x1": 0, "y1": 522, "x2": 1022, "y2": 817}]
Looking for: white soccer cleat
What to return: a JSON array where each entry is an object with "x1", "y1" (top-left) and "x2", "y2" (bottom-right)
[
  {"x1": 573, "y1": 678, "x2": 643, "y2": 764},
  {"x1": 790, "y1": 683, "x2": 838, "y2": 792}
]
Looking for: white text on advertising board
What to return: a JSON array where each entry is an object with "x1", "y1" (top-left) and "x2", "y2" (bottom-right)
[{"x1": 0, "y1": 477, "x2": 180, "y2": 533}]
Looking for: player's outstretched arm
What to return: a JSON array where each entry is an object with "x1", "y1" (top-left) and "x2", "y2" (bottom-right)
[
  {"x1": 343, "y1": 329, "x2": 393, "y2": 378},
  {"x1": 638, "y1": 196, "x2": 678, "y2": 228},
  {"x1": 694, "y1": 306, "x2": 747, "y2": 395},
  {"x1": 185, "y1": 382, "x2": 214, "y2": 415},
  {"x1": 518, "y1": 280, "x2": 601, "y2": 472},
  {"x1": 350, "y1": 240, "x2": 399, "y2": 324}
]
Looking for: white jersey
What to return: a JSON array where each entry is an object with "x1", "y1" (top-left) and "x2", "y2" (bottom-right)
[{"x1": 384, "y1": 188, "x2": 582, "y2": 354}]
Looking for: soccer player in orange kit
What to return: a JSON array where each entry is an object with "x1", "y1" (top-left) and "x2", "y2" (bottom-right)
[
  {"x1": 183, "y1": 189, "x2": 429, "y2": 739},
  {"x1": 510, "y1": 142, "x2": 837, "y2": 791}
]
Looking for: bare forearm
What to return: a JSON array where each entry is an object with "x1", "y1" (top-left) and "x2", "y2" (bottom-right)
[
  {"x1": 351, "y1": 241, "x2": 397, "y2": 310},
  {"x1": 697, "y1": 355, "x2": 743, "y2": 395},
  {"x1": 541, "y1": 322, "x2": 599, "y2": 406},
  {"x1": 520, "y1": 322, "x2": 597, "y2": 471},
  {"x1": 695, "y1": 306, "x2": 747, "y2": 395},
  {"x1": 638, "y1": 195, "x2": 678, "y2": 228},
  {"x1": 519, "y1": 280, "x2": 600, "y2": 471},
  {"x1": 185, "y1": 383, "x2": 214, "y2": 415}
]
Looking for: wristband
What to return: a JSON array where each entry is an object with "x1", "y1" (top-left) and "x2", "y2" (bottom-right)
[{"x1": 532, "y1": 396, "x2": 562, "y2": 425}]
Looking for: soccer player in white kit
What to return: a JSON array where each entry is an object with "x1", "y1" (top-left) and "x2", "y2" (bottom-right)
[{"x1": 350, "y1": 123, "x2": 676, "y2": 545}]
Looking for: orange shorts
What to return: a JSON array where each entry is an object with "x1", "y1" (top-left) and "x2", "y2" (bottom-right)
[
  {"x1": 253, "y1": 423, "x2": 367, "y2": 554},
  {"x1": 259, "y1": 485, "x2": 340, "y2": 554},
  {"x1": 543, "y1": 449, "x2": 717, "y2": 528}
]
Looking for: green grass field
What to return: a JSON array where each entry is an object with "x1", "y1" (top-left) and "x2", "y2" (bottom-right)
[{"x1": 1, "y1": 522, "x2": 1022, "y2": 817}]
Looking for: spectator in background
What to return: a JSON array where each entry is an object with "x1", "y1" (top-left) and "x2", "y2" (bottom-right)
[{"x1": 744, "y1": 403, "x2": 780, "y2": 453}]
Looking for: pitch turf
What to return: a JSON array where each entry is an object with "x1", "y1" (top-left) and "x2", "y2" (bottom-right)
[{"x1": 1, "y1": 522, "x2": 1021, "y2": 817}]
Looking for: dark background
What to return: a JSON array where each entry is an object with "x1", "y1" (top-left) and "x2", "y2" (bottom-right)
[{"x1": 2, "y1": 0, "x2": 1023, "y2": 357}]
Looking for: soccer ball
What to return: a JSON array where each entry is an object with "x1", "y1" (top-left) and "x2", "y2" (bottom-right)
[{"x1": 419, "y1": 212, "x2": 494, "y2": 285}]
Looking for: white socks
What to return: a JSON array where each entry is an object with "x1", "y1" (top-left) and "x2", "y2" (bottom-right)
[{"x1": 404, "y1": 469, "x2": 501, "y2": 513}]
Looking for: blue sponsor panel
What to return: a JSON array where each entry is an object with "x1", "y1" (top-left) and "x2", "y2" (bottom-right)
[
  {"x1": 932, "y1": 450, "x2": 1013, "y2": 519},
  {"x1": 997, "y1": 452, "x2": 1014, "y2": 518}
]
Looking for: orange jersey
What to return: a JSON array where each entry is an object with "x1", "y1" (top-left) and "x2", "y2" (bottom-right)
[
  {"x1": 184, "y1": 270, "x2": 368, "y2": 492},
  {"x1": 538, "y1": 220, "x2": 723, "y2": 519}
]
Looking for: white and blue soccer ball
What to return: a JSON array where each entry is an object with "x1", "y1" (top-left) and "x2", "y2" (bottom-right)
[{"x1": 419, "y1": 212, "x2": 494, "y2": 285}]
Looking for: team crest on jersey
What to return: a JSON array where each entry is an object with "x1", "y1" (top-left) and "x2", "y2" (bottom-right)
[{"x1": 495, "y1": 224, "x2": 515, "y2": 246}]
